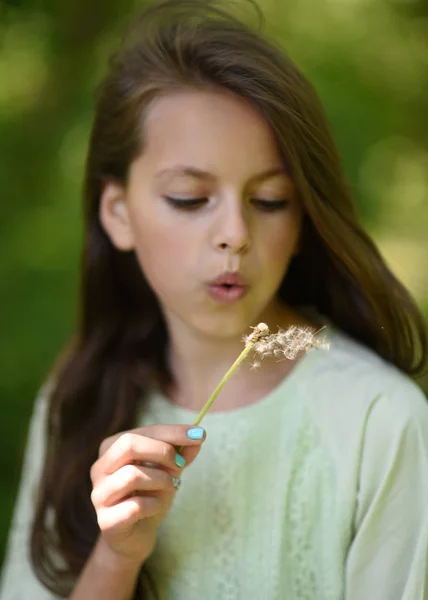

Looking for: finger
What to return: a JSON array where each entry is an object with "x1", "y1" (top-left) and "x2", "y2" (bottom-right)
[
  {"x1": 136, "y1": 442, "x2": 204, "y2": 473},
  {"x1": 91, "y1": 464, "x2": 177, "y2": 509},
  {"x1": 91, "y1": 434, "x2": 177, "y2": 484},
  {"x1": 99, "y1": 424, "x2": 206, "y2": 457},
  {"x1": 93, "y1": 425, "x2": 206, "y2": 483},
  {"x1": 173, "y1": 443, "x2": 203, "y2": 470},
  {"x1": 97, "y1": 496, "x2": 162, "y2": 533}
]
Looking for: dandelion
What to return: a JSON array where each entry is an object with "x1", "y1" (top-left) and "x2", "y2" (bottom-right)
[
  {"x1": 176, "y1": 322, "x2": 329, "y2": 453},
  {"x1": 253, "y1": 325, "x2": 329, "y2": 362}
]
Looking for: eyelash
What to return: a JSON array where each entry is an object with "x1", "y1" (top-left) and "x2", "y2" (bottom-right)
[{"x1": 163, "y1": 196, "x2": 289, "y2": 212}]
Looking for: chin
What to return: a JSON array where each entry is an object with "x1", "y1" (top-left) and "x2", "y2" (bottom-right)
[{"x1": 192, "y1": 311, "x2": 264, "y2": 342}]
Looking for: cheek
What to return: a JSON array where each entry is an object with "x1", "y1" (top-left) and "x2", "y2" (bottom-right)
[
  {"x1": 260, "y1": 218, "x2": 301, "y2": 269},
  {"x1": 130, "y1": 214, "x2": 195, "y2": 289}
]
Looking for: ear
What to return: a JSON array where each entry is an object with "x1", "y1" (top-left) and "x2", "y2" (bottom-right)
[{"x1": 99, "y1": 180, "x2": 135, "y2": 251}]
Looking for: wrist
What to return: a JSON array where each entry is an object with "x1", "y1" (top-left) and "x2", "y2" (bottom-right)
[{"x1": 94, "y1": 537, "x2": 146, "y2": 574}]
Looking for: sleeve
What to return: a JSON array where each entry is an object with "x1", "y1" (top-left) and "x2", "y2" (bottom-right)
[
  {"x1": 0, "y1": 382, "x2": 62, "y2": 600},
  {"x1": 345, "y1": 378, "x2": 428, "y2": 600}
]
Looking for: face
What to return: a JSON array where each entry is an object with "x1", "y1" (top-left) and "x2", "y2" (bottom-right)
[{"x1": 100, "y1": 89, "x2": 302, "y2": 341}]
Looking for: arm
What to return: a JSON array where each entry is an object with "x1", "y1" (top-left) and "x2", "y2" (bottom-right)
[
  {"x1": 345, "y1": 380, "x2": 428, "y2": 600},
  {"x1": 68, "y1": 537, "x2": 142, "y2": 600},
  {"x1": 1, "y1": 383, "x2": 205, "y2": 599}
]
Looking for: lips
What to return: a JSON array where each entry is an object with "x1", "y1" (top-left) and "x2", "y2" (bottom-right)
[
  {"x1": 206, "y1": 271, "x2": 249, "y2": 303},
  {"x1": 207, "y1": 272, "x2": 248, "y2": 287}
]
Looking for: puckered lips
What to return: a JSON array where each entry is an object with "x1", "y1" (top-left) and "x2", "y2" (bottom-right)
[{"x1": 206, "y1": 271, "x2": 249, "y2": 302}]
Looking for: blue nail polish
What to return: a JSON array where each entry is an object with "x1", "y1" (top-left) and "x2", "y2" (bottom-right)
[
  {"x1": 187, "y1": 427, "x2": 205, "y2": 440},
  {"x1": 175, "y1": 453, "x2": 186, "y2": 468}
]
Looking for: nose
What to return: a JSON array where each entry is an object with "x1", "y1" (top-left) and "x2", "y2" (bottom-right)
[{"x1": 212, "y1": 202, "x2": 250, "y2": 255}]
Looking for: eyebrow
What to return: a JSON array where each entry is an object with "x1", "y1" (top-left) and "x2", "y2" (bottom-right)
[{"x1": 155, "y1": 166, "x2": 289, "y2": 183}]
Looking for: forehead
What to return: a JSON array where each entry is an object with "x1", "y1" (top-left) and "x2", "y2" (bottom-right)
[{"x1": 139, "y1": 89, "x2": 286, "y2": 178}]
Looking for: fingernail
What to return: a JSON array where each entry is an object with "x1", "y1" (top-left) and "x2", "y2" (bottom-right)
[
  {"x1": 175, "y1": 453, "x2": 186, "y2": 468},
  {"x1": 187, "y1": 427, "x2": 205, "y2": 440}
]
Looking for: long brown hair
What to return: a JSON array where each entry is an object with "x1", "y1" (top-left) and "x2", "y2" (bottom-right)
[{"x1": 30, "y1": 0, "x2": 428, "y2": 597}]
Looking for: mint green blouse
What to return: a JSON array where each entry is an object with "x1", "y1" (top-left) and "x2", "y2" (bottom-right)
[{"x1": 2, "y1": 328, "x2": 428, "y2": 599}]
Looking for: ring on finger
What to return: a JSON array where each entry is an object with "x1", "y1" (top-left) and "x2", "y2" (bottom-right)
[{"x1": 172, "y1": 476, "x2": 181, "y2": 490}]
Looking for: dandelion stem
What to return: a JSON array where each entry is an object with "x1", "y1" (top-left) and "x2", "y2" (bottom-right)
[
  {"x1": 192, "y1": 343, "x2": 253, "y2": 427},
  {"x1": 175, "y1": 324, "x2": 269, "y2": 454}
]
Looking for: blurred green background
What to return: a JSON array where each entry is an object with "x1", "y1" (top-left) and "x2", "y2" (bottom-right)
[{"x1": 1, "y1": 0, "x2": 428, "y2": 568}]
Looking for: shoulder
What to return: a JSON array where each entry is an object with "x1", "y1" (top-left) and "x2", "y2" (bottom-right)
[
  {"x1": 308, "y1": 327, "x2": 427, "y2": 414},
  {"x1": 301, "y1": 327, "x2": 428, "y2": 462}
]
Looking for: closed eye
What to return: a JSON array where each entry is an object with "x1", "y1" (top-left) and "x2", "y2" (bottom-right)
[
  {"x1": 163, "y1": 196, "x2": 207, "y2": 210},
  {"x1": 251, "y1": 199, "x2": 289, "y2": 212},
  {"x1": 163, "y1": 196, "x2": 290, "y2": 212}
]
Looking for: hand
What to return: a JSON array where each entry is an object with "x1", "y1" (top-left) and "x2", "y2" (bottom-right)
[{"x1": 90, "y1": 424, "x2": 206, "y2": 567}]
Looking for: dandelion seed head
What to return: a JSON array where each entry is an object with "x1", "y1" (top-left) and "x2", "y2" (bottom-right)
[
  {"x1": 250, "y1": 324, "x2": 329, "y2": 361},
  {"x1": 252, "y1": 341, "x2": 265, "y2": 354},
  {"x1": 245, "y1": 322, "x2": 270, "y2": 346}
]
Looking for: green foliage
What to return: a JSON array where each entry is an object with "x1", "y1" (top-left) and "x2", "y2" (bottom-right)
[{"x1": 1, "y1": 0, "x2": 427, "y2": 568}]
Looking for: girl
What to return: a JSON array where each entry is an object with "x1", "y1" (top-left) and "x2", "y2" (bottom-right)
[{"x1": 1, "y1": 0, "x2": 428, "y2": 598}]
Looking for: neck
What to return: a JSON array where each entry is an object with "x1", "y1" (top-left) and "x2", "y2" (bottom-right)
[{"x1": 162, "y1": 302, "x2": 316, "y2": 412}]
